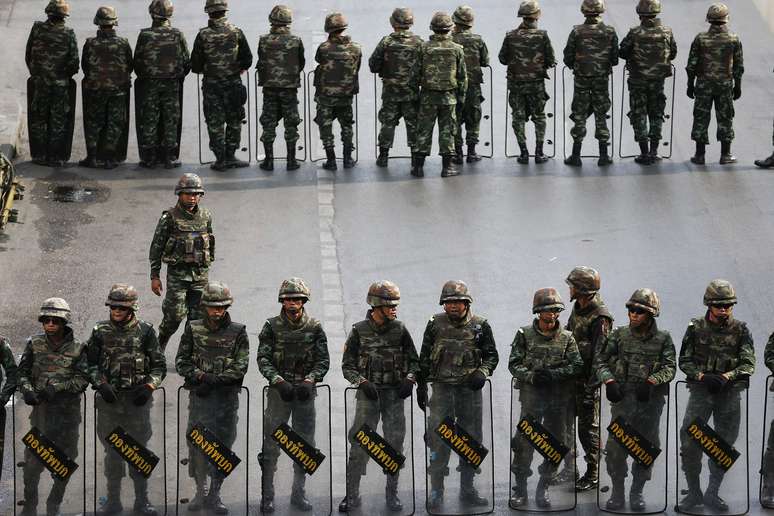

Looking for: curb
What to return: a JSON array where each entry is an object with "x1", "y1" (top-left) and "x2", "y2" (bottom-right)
[{"x1": 0, "y1": 98, "x2": 23, "y2": 159}]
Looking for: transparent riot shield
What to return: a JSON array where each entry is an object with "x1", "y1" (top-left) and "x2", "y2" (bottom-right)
[
  {"x1": 617, "y1": 65, "x2": 676, "y2": 160},
  {"x1": 260, "y1": 384, "x2": 332, "y2": 515},
  {"x1": 307, "y1": 71, "x2": 359, "y2": 165},
  {"x1": 254, "y1": 71, "x2": 308, "y2": 162},
  {"x1": 12, "y1": 391, "x2": 86, "y2": 516},
  {"x1": 561, "y1": 66, "x2": 615, "y2": 160},
  {"x1": 504, "y1": 68, "x2": 557, "y2": 159},
  {"x1": 343, "y1": 386, "x2": 415, "y2": 516},
  {"x1": 196, "y1": 73, "x2": 252, "y2": 165},
  {"x1": 598, "y1": 384, "x2": 669, "y2": 514},
  {"x1": 759, "y1": 375, "x2": 774, "y2": 509},
  {"x1": 423, "y1": 380, "x2": 494, "y2": 516},
  {"x1": 93, "y1": 387, "x2": 167, "y2": 515},
  {"x1": 459, "y1": 66, "x2": 493, "y2": 160},
  {"x1": 176, "y1": 385, "x2": 250, "y2": 515},
  {"x1": 674, "y1": 380, "x2": 749, "y2": 516},
  {"x1": 372, "y1": 73, "x2": 412, "y2": 160}
]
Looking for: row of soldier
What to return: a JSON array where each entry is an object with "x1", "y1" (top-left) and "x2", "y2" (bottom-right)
[{"x1": 25, "y1": 0, "x2": 774, "y2": 177}]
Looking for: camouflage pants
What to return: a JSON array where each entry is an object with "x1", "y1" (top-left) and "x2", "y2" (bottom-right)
[
  {"x1": 28, "y1": 78, "x2": 73, "y2": 160},
  {"x1": 158, "y1": 266, "x2": 208, "y2": 349},
  {"x1": 136, "y1": 78, "x2": 181, "y2": 151},
  {"x1": 202, "y1": 78, "x2": 247, "y2": 156},
  {"x1": 261, "y1": 386, "x2": 316, "y2": 476},
  {"x1": 627, "y1": 79, "x2": 667, "y2": 142},
  {"x1": 508, "y1": 81, "x2": 549, "y2": 144},
  {"x1": 314, "y1": 96, "x2": 355, "y2": 149},
  {"x1": 96, "y1": 392, "x2": 153, "y2": 484},
  {"x1": 569, "y1": 76, "x2": 611, "y2": 144},
  {"x1": 186, "y1": 386, "x2": 240, "y2": 482},
  {"x1": 455, "y1": 84, "x2": 483, "y2": 146},
  {"x1": 415, "y1": 98, "x2": 457, "y2": 156},
  {"x1": 560, "y1": 380, "x2": 600, "y2": 471},
  {"x1": 691, "y1": 79, "x2": 735, "y2": 144},
  {"x1": 377, "y1": 97, "x2": 419, "y2": 150},
  {"x1": 346, "y1": 387, "x2": 406, "y2": 477},
  {"x1": 83, "y1": 89, "x2": 128, "y2": 155},
  {"x1": 260, "y1": 87, "x2": 301, "y2": 145}
]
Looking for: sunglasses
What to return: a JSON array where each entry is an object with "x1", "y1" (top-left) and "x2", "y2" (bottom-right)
[
  {"x1": 109, "y1": 306, "x2": 131, "y2": 312},
  {"x1": 40, "y1": 317, "x2": 63, "y2": 325},
  {"x1": 713, "y1": 304, "x2": 734, "y2": 310},
  {"x1": 628, "y1": 307, "x2": 649, "y2": 315}
]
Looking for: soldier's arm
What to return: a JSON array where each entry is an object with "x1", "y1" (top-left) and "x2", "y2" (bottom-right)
[
  {"x1": 60, "y1": 345, "x2": 90, "y2": 394},
  {"x1": 175, "y1": 322, "x2": 199, "y2": 382},
  {"x1": 678, "y1": 323, "x2": 702, "y2": 380},
  {"x1": 619, "y1": 30, "x2": 633, "y2": 61},
  {"x1": 590, "y1": 316, "x2": 612, "y2": 359},
  {"x1": 180, "y1": 32, "x2": 191, "y2": 76},
  {"x1": 545, "y1": 33, "x2": 557, "y2": 68},
  {"x1": 609, "y1": 29, "x2": 619, "y2": 68},
  {"x1": 727, "y1": 323, "x2": 754, "y2": 380},
  {"x1": 668, "y1": 31, "x2": 677, "y2": 62},
  {"x1": 237, "y1": 29, "x2": 253, "y2": 71},
  {"x1": 133, "y1": 32, "x2": 146, "y2": 72},
  {"x1": 508, "y1": 329, "x2": 531, "y2": 382},
  {"x1": 732, "y1": 39, "x2": 744, "y2": 80},
  {"x1": 368, "y1": 37, "x2": 385, "y2": 74},
  {"x1": 478, "y1": 320, "x2": 498, "y2": 376},
  {"x1": 341, "y1": 328, "x2": 364, "y2": 384},
  {"x1": 649, "y1": 332, "x2": 676, "y2": 385},
  {"x1": 564, "y1": 336, "x2": 584, "y2": 378},
  {"x1": 25, "y1": 24, "x2": 35, "y2": 70},
  {"x1": 563, "y1": 30, "x2": 576, "y2": 69},
  {"x1": 408, "y1": 45, "x2": 422, "y2": 92},
  {"x1": 685, "y1": 36, "x2": 700, "y2": 78},
  {"x1": 0, "y1": 338, "x2": 19, "y2": 401},
  {"x1": 765, "y1": 332, "x2": 774, "y2": 373},
  {"x1": 84, "y1": 327, "x2": 105, "y2": 386},
  {"x1": 220, "y1": 326, "x2": 249, "y2": 384},
  {"x1": 143, "y1": 324, "x2": 167, "y2": 388},
  {"x1": 256, "y1": 321, "x2": 282, "y2": 383},
  {"x1": 149, "y1": 212, "x2": 170, "y2": 279},
  {"x1": 307, "y1": 324, "x2": 330, "y2": 382},
  {"x1": 17, "y1": 339, "x2": 34, "y2": 394},
  {"x1": 298, "y1": 38, "x2": 305, "y2": 71},
  {"x1": 403, "y1": 327, "x2": 420, "y2": 378},
  {"x1": 497, "y1": 35, "x2": 509, "y2": 66},
  {"x1": 456, "y1": 49, "x2": 468, "y2": 100},
  {"x1": 593, "y1": 330, "x2": 618, "y2": 384},
  {"x1": 479, "y1": 39, "x2": 489, "y2": 68},
  {"x1": 417, "y1": 318, "x2": 436, "y2": 382},
  {"x1": 67, "y1": 29, "x2": 80, "y2": 77},
  {"x1": 190, "y1": 33, "x2": 204, "y2": 74},
  {"x1": 81, "y1": 41, "x2": 91, "y2": 77},
  {"x1": 125, "y1": 39, "x2": 135, "y2": 76}
]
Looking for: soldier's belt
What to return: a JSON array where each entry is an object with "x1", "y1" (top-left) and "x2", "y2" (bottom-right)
[
  {"x1": 515, "y1": 416, "x2": 569, "y2": 465},
  {"x1": 105, "y1": 426, "x2": 160, "y2": 478},
  {"x1": 187, "y1": 423, "x2": 241, "y2": 477},
  {"x1": 685, "y1": 417, "x2": 739, "y2": 471},
  {"x1": 607, "y1": 416, "x2": 660, "y2": 467},
  {"x1": 271, "y1": 422, "x2": 325, "y2": 475},
  {"x1": 22, "y1": 427, "x2": 78, "y2": 481},
  {"x1": 435, "y1": 416, "x2": 488, "y2": 467},
  {"x1": 354, "y1": 422, "x2": 405, "y2": 475}
]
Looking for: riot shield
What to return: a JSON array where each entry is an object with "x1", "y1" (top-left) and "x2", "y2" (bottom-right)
[
  {"x1": 674, "y1": 379, "x2": 748, "y2": 516},
  {"x1": 176, "y1": 385, "x2": 250, "y2": 515},
  {"x1": 93, "y1": 387, "x2": 167, "y2": 515},
  {"x1": 343, "y1": 386, "x2": 415, "y2": 516},
  {"x1": 561, "y1": 66, "x2": 615, "y2": 160},
  {"x1": 504, "y1": 68, "x2": 557, "y2": 159},
  {"x1": 459, "y1": 65, "x2": 493, "y2": 159},
  {"x1": 254, "y1": 72, "x2": 308, "y2": 162},
  {"x1": 509, "y1": 377, "x2": 575, "y2": 512},
  {"x1": 81, "y1": 85, "x2": 130, "y2": 164},
  {"x1": 423, "y1": 380, "x2": 494, "y2": 516},
  {"x1": 598, "y1": 384, "x2": 669, "y2": 514},
  {"x1": 260, "y1": 384, "x2": 332, "y2": 515},
  {"x1": 27, "y1": 78, "x2": 77, "y2": 163},
  {"x1": 759, "y1": 375, "x2": 774, "y2": 509},
  {"x1": 135, "y1": 78, "x2": 185, "y2": 163},
  {"x1": 617, "y1": 65, "x2": 676, "y2": 160},
  {"x1": 196, "y1": 74, "x2": 252, "y2": 165},
  {"x1": 372, "y1": 73, "x2": 412, "y2": 160},
  {"x1": 12, "y1": 391, "x2": 86, "y2": 516},
  {"x1": 307, "y1": 71, "x2": 359, "y2": 164}
]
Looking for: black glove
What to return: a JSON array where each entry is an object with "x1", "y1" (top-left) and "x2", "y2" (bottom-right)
[
  {"x1": 23, "y1": 391, "x2": 39, "y2": 406},
  {"x1": 686, "y1": 75, "x2": 696, "y2": 99},
  {"x1": 416, "y1": 382, "x2": 428, "y2": 412},
  {"x1": 532, "y1": 370, "x2": 552, "y2": 388},
  {"x1": 38, "y1": 384, "x2": 57, "y2": 403},
  {"x1": 398, "y1": 378, "x2": 415, "y2": 399},
  {"x1": 635, "y1": 382, "x2": 653, "y2": 402},
  {"x1": 133, "y1": 384, "x2": 154, "y2": 406},
  {"x1": 605, "y1": 381, "x2": 624, "y2": 403},
  {"x1": 703, "y1": 373, "x2": 728, "y2": 394},
  {"x1": 733, "y1": 78, "x2": 742, "y2": 100},
  {"x1": 295, "y1": 381, "x2": 314, "y2": 402},
  {"x1": 467, "y1": 370, "x2": 486, "y2": 391},
  {"x1": 98, "y1": 383, "x2": 118, "y2": 403},
  {"x1": 359, "y1": 380, "x2": 379, "y2": 401},
  {"x1": 276, "y1": 380, "x2": 295, "y2": 402},
  {"x1": 195, "y1": 382, "x2": 212, "y2": 398},
  {"x1": 200, "y1": 373, "x2": 221, "y2": 386}
]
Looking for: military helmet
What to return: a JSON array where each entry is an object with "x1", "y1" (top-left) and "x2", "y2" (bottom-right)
[
  {"x1": 532, "y1": 288, "x2": 565, "y2": 314},
  {"x1": 278, "y1": 277, "x2": 311, "y2": 302},
  {"x1": 39, "y1": 297, "x2": 71, "y2": 323},
  {"x1": 703, "y1": 279, "x2": 737, "y2": 306},
  {"x1": 430, "y1": 11, "x2": 454, "y2": 31},
  {"x1": 439, "y1": 280, "x2": 472, "y2": 305},
  {"x1": 706, "y1": 3, "x2": 729, "y2": 23},
  {"x1": 45, "y1": 0, "x2": 70, "y2": 17},
  {"x1": 626, "y1": 288, "x2": 660, "y2": 317},
  {"x1": 452, "y1": 5, "x2": 474, "y2": 27},
  {"x1": 636, "y1": 0, "x2": 661, "y2": 15},
  {"x1": 580, "y1": 0, "x2": 606, "y2": 15},
  {"x1": 149, "y1": 0, "x2": 174, "y2": 18},
  {"x1": 105, "y1": 283, "x2": 139, "y2": 311},
  {"x1": 204, "y1": 0, "x2": 228, "y2": 14},
  {"x1": 565, "y1": 266, "x2": 601, "y2": 295},
  {"x1": 174, "y1": 173, "x2": 205, "y2": 195},
  {"x1": 367, "y1": 281, "x2": 401, "y2": 308},
  {"x1": 201, "y1": 281, "x2": 233, "y2": 307},
  {"x1": 94, "y1": 6, "x2": 118, "y2": 26},
  {"x1": 390, "y1": 7, "x2": 414, "y2": 29},
  {"x1": 324, "y1": 12, "x2": 348, "y2": 33},
  {"x1": 269, "y1": 5, "x2": 292, "y2": 25},
  {"x1": 518, "y1": 0, "x2": 541, "y2": 18}
]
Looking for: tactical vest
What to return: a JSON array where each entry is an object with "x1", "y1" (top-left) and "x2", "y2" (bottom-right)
[
  {"x1": 381, "y1": 34, "x2": 422, "y2": 86},
  {"x1": 353, "y1": 319, "x2": 407, "y2": 385},
  {"x1": 421, "y1": 42, "x2": 459, "y2": 91},
  {"x1": 610, "y1": 325, "x2": 670, "y2": 383},
  {"x1": 136, "y1": 26, "x2": 185, "y2": 79},
  {"x1": 520, "y1": 325, "x2": 574, "y2": 370},
  {"x1": 573, "y1": 23, "x2": 615, "y2": 77},
  {"x1": 429, "y1": 313, "x2": 484, "y2": 382},
  {"x1": 696, "y1": 31, "x2": 738, "y2": 81},
  {"x1": 161, "y1": 205, "x2": 213, "y2": 267},
  {"x1": 198, "y1": 22, "x2": 241, "y2": 77},
  {"x1": 504, "y1": 28, "x2": 550, "y2": 82},
  {"x1": 83, "y1": 33, "x2": 132, "y2": 90},
  {"x1": 315, "y1": 40, "x2": 360, "y2": 97},
  {"x1": 689, "y1": 317, "x2": 746, "y2": 373},
  {"x1": 189, "y1": 318, "x2": 245, "y2": 375},
  {"x1": 628, "y1": 25, "x2": 673, "y2": 79},
  {"x1": 26, "y1": 331, "x2": 84, "y2": 391},
  {"x1": 258, "y1": 33, "x2": 302, "y2": 88},
  {"x1": 453, "y1": 31, "x2": 484, "y2": 84},
  {"x1": 268, "y1": 313, "x2": 321, "y2": 383},
  {"x1": 28, "y1": 21, "x2": 73, "y2": 79},
  {"x1": 92, "y1": 319, "x2": 152, "y2": 389},
  {"x1": 567, "y1": 297, "x2": 613, "y2": 366}
]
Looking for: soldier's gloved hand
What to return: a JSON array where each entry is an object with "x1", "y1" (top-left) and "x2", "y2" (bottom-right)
[
  {"x1": 195, "y1": 382, "x2": 212, "y2": 398},
  {"x1": 132, "y1": 384, "x2": 154, "y2": 406},
  {"x1": 200, "y1": 373, "x2": 221, "y2": 386},
  {"x1": 38, "y1": 384, "x2": 57, "y2": 403},
  {"x1": 635, "y1": 382, "x2": 653, "y2": 402},
  {"x1": 532, "y1": 370, "x2": 552, "y2": 388},
  {"x1": 295, "y1": 380, "x2": 315, "y2": 402},
  {"x1": 23, "y1": 391, "x2": 39, "y2": 406},
  {"x1": 467, "y1": 370, "x2": 486, "y2": 391},
  {"x1": 605, "y1": 381, "x2": 624, "y2": 403},
  {"x1": 359, "y1": 380, "x2": 379, "y2": 401},
  {"x1": 398, "y1": 378, "x2": 415, "y2": 399},
  {"x1": 733, "y1": 79, "x2": 742, "y2": 100},
  {"x1": 98, "y1": 383, "x2": 118, "y2": 403},
  {"x1": 703, "y1": 373, "x2": 728, "y2": 394},
  {"x1": 276, "y1": 380, "x2": 295, "y2": 402},
  {"x1": 416, "y1": 382, "x2": 428, "y2": 412},
  {"x1": 687, "y1": 81, "x2": 695, "y2": 100}
]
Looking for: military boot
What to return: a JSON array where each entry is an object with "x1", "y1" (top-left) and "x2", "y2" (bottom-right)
[
  {"x1": 286, "y1": 142, "x2": 300, "y2": 171},
  {"x1": 410, "y1": 154, "x2": 425, "y2": 177},
  {"x1": 535, "y1": 477, "x2": 551, "y2": 508},
  {"x1": 517, "y1": 143, "x2": 529, "y2": 164},
  {"x1": 211, "y1": 151, "x2": 228, "y2": 171},
  {"x1": 428, "y1": 474, "x2": 444, "y2": 510},
  {"x1": 452, "y1": 145, "x2": 464, "y2": 165},
  {"x1": 224, "y1": 148, "x2": 249, "y2": 169},
  {"x1": 605, "y1": 476, "x2": 626, "y2": 510},
  {"x1": 343, "y1": 146, "x2": 355, "y2": 169},
  {"x1": 629, "y1": 478, "x2": 647, "y2": 512},
  {"x1": 133, "y1": 478, "x2": 158, "y2": 516},
  {"x1": 187, "y1": 477, "x2": 208, "y2": 512},
  {"x1": 103, "y1": 146, "x2": 119, "y2": 170},
  {"x1": 21, "y1": 479, "x2": 38, "y2": 516},
  {"x1": 649, "y1": 138, "x2": 661, "y2": 162},
  {"x1": 635, "y1": 140, "x2": 652, "y2": 165},
  {"x1": 755, "y1": 151, "x2": 774, "y2": 169},
  {"x1": 323, "y1": 147, "x2": 337, "y2": 171},
  {"x1": 291, "y1": 472, "x2": 313, "y2": 511},
  {"x1": 598, "y1": 141, "x2": 612, "y2": 166},
  {"x1": 261, "y1": 466, "x2": 275, "y2": 513},
  {"x1": 690, "y1": 142, "x2": 706, "y2": 165},
  {"x1": 338, "y1": 473, "x2": 361, "y2": 512},
  {"x1": 79, "y1": 148, "x2": 99, "y2": 168},
  {"x1": 97, "y1": 479, "x2": 123, "y2": 515},
  {"x1": 761, "y1": 475, "x2": 774, "y2": 508},
  {"x1": 509, "y1": 477, "x2": 527, "y2": 508},
  {"x1": 535, "y1": 141, "x2": 549, "y2": 164},
  {"x1": 719, "y1": 141, "x2": 737, "y2": 164},
  {"x1": 466, "y1": 144, "x2": 481, "y2": 162},
  {"x1": 441, "y1": 155, "x2": 459, "y2": 177},
  {"x1": 576, "y1": 464, "x2": 598, "y2": 492},
  {"x1": 550, "y1": 461, "x2": 578, "y2": 486},
  {"x1": 703, "y1": 474, "x2": 729, "y2": 511},
  {"x1": 385, "y1": 474, "x2": 402, "y2": 512},
  {"x1": 459, "y1": 469, "x2": 488, "y2": 506},
  {"x1": 206, "y1": 477, "x2": 228, "y2": 514},
  {"x1": 164, "y1": 148, "x2": 181, "y2": 169},
  {"x1": 260, "y1": 143, "x2": 274, "y2": 171},
  {"x1": 564, "y1": 142, "x2": 582, "y2": 166},
  {"x1": 377, "y1": 147, "x2": 390, "y2": 167},
  {"x1": 677, "y1": 474, "x2": 703, "y2": 511},
  {"x1": 139, "y1": 147, "x2": 157, "y2": 169}
]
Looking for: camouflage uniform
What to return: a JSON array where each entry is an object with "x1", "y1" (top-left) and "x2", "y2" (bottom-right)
[
  {"x1": 0, "y1": 336, "x2": 19, "y2": 476},
  {"x1": 761, "y1": 332, "x2": 774, "y2": 505}
]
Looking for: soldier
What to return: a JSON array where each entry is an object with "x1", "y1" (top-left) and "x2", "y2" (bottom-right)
[
  {"x1": 760, "y1": 331, "x2": 774, "y2": 507},
  {"x1": 339, "y1": 281, "x2": 419, "y2": 512},
  {"x1": 256, "y1": 5, "x2": 305, "y2": 172},
  {"x1": 563, "y1": 0, "x2": 619, "y2": 167},
  {"x1": 149, "y1": 173, "x2": 214, "y2": 351},
  {"x1": 191, "y1": 0, "x2": 253, "y2": 171},
  {"x1": 620, "y1": 0, "x2": 677, "y2": 165},
  {"x1": 687, "y1": 3, "x2": 743, "y2": 165},
  {"x1": 418, "y1": 280, "x2": 498, "y2": 509},
  {"x1": 25, "y1": 0, "x2": 79, "y2": 167},
  {"x1": 594, "y1": 288, "x2": 676, "y2": 511},
  {"x1": 0, "y1": 334, "x2": 19, "y2": 478},
  {"x1": 80, "y1": 7, "x2": 133, "y2": 170},
  {"x1": 18, "y1": 298, "x2": 89, "y2": 516},
  {"x1": 499, "y1": 0, "x2": 556, "y2": 165},
  {"x1": 370, "y1": 8, "x2": 423, "y2": 167},
  {"x1": 176, "y1": 282, "x2": 249, "y2": 514},
  {"x1": 451, "y1": 6, "x2": 489, "y2": 165},
  {"x1": 134, "y1": 0, "x2": 191, "y2": 169},
  {"x1": 313, "y1": 12, "x2": 362, "y2": 171},
  {"x1": 677, "y1": 279, "x2": 755, "y2": 512},
  {"x1": 257, "y1": 277, "x2": 329, "y2": 513},
  {"x1": 509, "y1": 288, "x2": 582, "y2": 509},
  {"x1": 411, "y1": 12, "x2": 467, "y2": 178},
  {"x1": 85, "y1": 284, "x2": 166, "y2": 516}
]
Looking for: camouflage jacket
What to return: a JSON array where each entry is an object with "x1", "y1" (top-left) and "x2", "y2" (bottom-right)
[
  {"x1": 256, "y1": 25, "x2": 305, "y2": 89},
  {"x1": 679, "y1": 314, "x2": 755, "y2": 381},
  {"x1": 509, "y1": 320, "x2": 582, "y2": 385},
  {"x1": 257, "y1": 309, "x2": 329, "y2": 385},
  {"x1": 191, "y1": 17, "x2": 253, "y2": 81},
  {"x1": 85, "y1": 316, "x2": 166, "y2": 391},
  {"x1": 369, "y1": 30, "x2": 423, "y2": 101},
  {"x1": 595, "y1": 320, "x2": 676, "y2": 387},
  {"x1": 619, "y1": 17, "x2": 677, "y2": 81},
  {"x1": 314, "y1": 33, "x2": 362, "y2": 98},
  {"x1": 134, "y1": 19, "x2": 191, "y2": 80},
  {"x1": 18, "y1": 327, "x2": 89, "y2": 395},
  {"x1": 765, "y1": 331, "x2": 774, "y2": 374},
  {"x1": 413, "y1": 33, "x2": 468, "y2": 105},
  {"x1": 175, "y1": 313, "x2": 249, "y2": 385},
  {"x1": 566, "y1": 294, "x2": 613, "y2": 381},
  {"x1": 419, "y1": 311, "x2": 498, "y2": 384},
  {"x1": 0, "y1": 336, "x2": 19, "y2": 403},
  {"x1": 498, "y1": 19, "x2": 556, "y2": 84},
  {"x1": 341, "y1": 310, "x2": 419, "y2": 386},
  {"x1": 149, "y1": 202, "x2": 214, "y2": 279},
  {"x1": 82, "y1": 28, "x2": 133, "y2": 92},
  {"x1": 452, "y1": 26, "x2": 489, "y2": 84},
  {"x1": 25, "y1": 19, "x2": 79, "y2": 84},
  {"x1": 686, "y1": 23, "x2": 743, "y2": 83},
  {"x1": 563, "y1": 16, "x2": 619, "y2": 77}
]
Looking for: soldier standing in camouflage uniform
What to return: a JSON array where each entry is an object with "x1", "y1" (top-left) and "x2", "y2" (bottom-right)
[
  {"x1": 134, "y1": 0, "x2": 190, "y2": 169},
  {"x1": 18, "y1": 298, "x2": 89, "y2": 516},
  {"x1": 620, "y1": 0, "x2": 677, "y2": 165},
  {"x1": 257, "y1": 278, "x2": 329, "y2": 512},
  {"x1": 677, "y1": 279, "x2": 755, "y2": 512},
  {"x1": 339, "y1": 281, "x2": 419, "y2": 512},
  {"x1": 370, "y1": 8, "x2": 423, "y2": 167},
  {"x1": 176, "y1": 282, "x2": 250, "y2": 514},
  {"x1": 451, "y1": 6, "x2": 489, "y2": 165},
  {"x1": 257, "y1": 5, "x2": 305, "y2": 172},
  {"x1": 509, "y1": 289, "x2": 582, "y2": 509},
  {"x1": 191, "y1": 0, "x2": 252, "y2": 171},
  {"x1": 760, "y1": 330, "x2": 774, "y2": 507},
  {"x1": 594, "y1": 289, "x2": 676, "y2": 511},
  {"x1": 314, "y1": 12, "x2": 362, "y2": 171},
  {"x1": 563, "y1": 0, "x2": 618, "y2": 167},
  {"x1": 0, "y1": 334, "x2": 19, "y2": 479},
  {"x1": 411, "y1": 13, "x2": 467, "y2": 178},
  {"x1": 419, "y1": 280, "x2": 498, "y2": 509},
  {"x1": 25, "y1": 0, "x2": 78, "y2": 167},
  {"x1": 85, "y1": 284, "x2": 166, "y2": 516},
  {"x1": 149, "y1": 174, "x2": 214, "y2": 352}
]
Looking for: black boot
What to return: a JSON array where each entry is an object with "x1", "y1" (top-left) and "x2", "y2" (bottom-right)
[
  {"x1": 703, "y1": 474, "x2": 729, "y2": 511},
  {"x1": 376, "y1": 147, "x2": 389, "y2": 167},
  {"x1": 564, "y1": 142, "x2": 582, "y2": 166},
  {"x1": 79, "y1": 149, "x2": 99, "y2": 168},
  {"x1": 629, "y1": 478, "x2": 646, "y2": 512},
  {"x1": 290, "y1": 472, "x2": 313, "y2": 511},
  {"x1": 755, "y1": 151, "x2": 774, "y2": 169},
  {"x1": 535, "y1": 477, "x2": 551, "y2": 508},
  {"x1": 287, "y1": 141, "x2": 300, "y2": 170},
  {"x1": 343, "y1": 147, "x2": 355, "y2": 169},
  {"x1": 97, "y1": 480, "x2": 123, "y2": 515},
  {"x1": 139, "y1": 147, "x2": 157, "y2": 169},
  {"x1": 635, "y1": 140, "x2": 652, "y2": 164},
  {"x1": 259, "y1": 143, "x2": 274, "y2": 171},
  {"x1": 225, "y1": 148, "x2": 249, "y2": 169},
  {"x1": 517, "y1": 143, "x2": 529, "y2": 164},
  {"x1": 211, "y1": 150, "x2": 228, "y2": 171},
  {"x1": 678, "y1": 475, "x2": 703, "y2": 511},
  {"x1": 649, "y1": 138, "x2": 661, "y2": 161},
  {"x1": 164, "y1": 148, "x2": 181, "y2": 169},
  {"x1": 466, "y1": 144, "x2": 481, "y2": 162},
  {"x1": 535, "y1": 141, "x2": 549, "y2": 164},
  {"x1": 338, "y1": 473, "x2": 361, "y2": 512},
  {"x1": 187, "y1": 476, "x2": 207, "y2": 511},
  {"x1": 576, "y1": 464, "x2": 598, "y2": 492},
  {"x1": 762, "y1": 475, "x2": 774, "y2": 508},
  {"x1": 509, "y1": 477, "x2": 527, "y2": 508},
  {"x1": 261, "y1": 465, "x2": 275, "y2": 513},
  {"x1": 134, "y1": 478, "x2": 158, "y2": 516},
  {"x1": 452, "y1": 145, "x2": 464, "y2": 165},
  {"x1": 428, "y1": 474, "x2": 444, "y2": 510},
  {"x1": 385, "y1": 475, "x2": 402, "y2": 512},
  {"x1": 441, "y1": 155, "x2": 459, "y2": 177},
  {"x1": 719, "y1": 141, "x2": 737, "y2": 164},
  {"x1": 690, "y1": 142, "x2": 706, "y2": 165},
  {"x1": 410, "y1": 154, "x2": 425, "y2": 177},
  {"x1": 322, "y1": 147, "x2": 337, "y2": 170},
  {"x1": 206, "y1": 477, "x2": 228, "y2": 514},
  {"x1": 459, "y1": 469, "x2": 488, "y2": 506},
  {"x1": 605, "y1": 477, "x2": 625, "y2": 510},
  {"x1": 598, "y1": 141, "x2": 612, "y2": 166}
]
